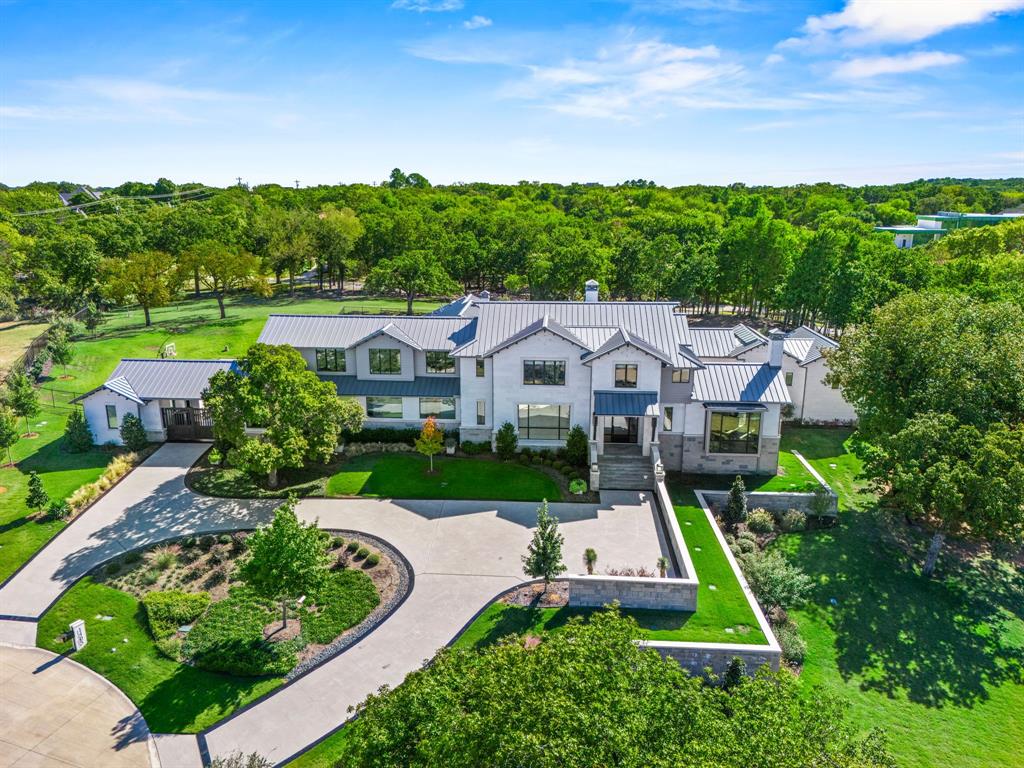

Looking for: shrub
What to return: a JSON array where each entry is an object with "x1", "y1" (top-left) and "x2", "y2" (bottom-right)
[
  {"x1": 346, "y1": 540, "x2": 359, "y2": 553},
  {"x1": 775, "y1": 622, "x2": 807, "y2": 664},
  {"x1": 209, "y1": 751, "x2": 274, "y2": 768},
  {"x1": 218, "y1": 533, "x2": 232, "y2": 544},
  {"x1": 48, "y1": 499, "x2": 71, "y2": 520},
  {"x1": 364, "y1": 553, "x2": 380, "y2": 567},
  {"x1": 63, "y1": 408, "x2": 94, "y2": 452},
  {"x1": 736, "y1": 537, "x2": 756, "y2": 554},
  {"x1": 460, "y1": 440, "x2": 490, "y2": 455},
  {"x1": 723, "y1": 475, "x2": 747, "y2": 532},
  {"x1": 155, "y1": 635, "x2": 184, "y2": 662},
  {"x1": 68, "y1": 451, "x2": 140, "y2": 513},
  {"x1": 124, "y1": 551, "x2": 142, "y2": 564},
  {"x1": 331, "y1": 536, "x2": 345, "y2": 549},
  {"x1": 495, "y1": 422, "x2": 518, "y2": 460},
  {"x1": 355, "y1": 547, "x2": 370, "y2": 560},
  {"x1": 569, "y1": 479, "x2": 587, "y2": 495},
  {"x1": 148, "y1": 546, "x2": 177, "y2": 571},
  {"x1": 104, "y1": 562, "x2": 120, "y2": 576},
  {"x1": 780, "y1": 509, "x2": 807, "y2": 533},
  {"x1": 741, "y1": 551, "x2": 813, "y2": 612},
  {"x1": 119, "y1": 413, "x2": 148, "y2": 451},
  {"x1": 143, "y1": 590, "x2": 211, "y2": 639},
  {"x1": 564, "y1": 424, "x2": 589, "y2": 467},
  {"x1": 517, "y1": 454, "x2": 531, "y2": 465},
  {"x1": 746, "y1": 508, "x2": 775, "y2": 534},
  {"x1": 199, "y1": 535, "x2": 216, "y2": 551},
  {"x1": 142, "y1": 569, "x2": 160, "y2": 586},
  {"x1": 231, "y1": 532, "x2": 248, "y2": 552},
  {"x1": 531, "y1": 455, "x2": 543, "y2": 465},
  {"x1": 26, "y1": 471, "x2": 49, "y2": 512},
  {"x1": 342, "y1": 427, "x2": 442, "y2": 446},
  {"x1": 729, "y1": 543, "x2": 743, "y2": 556},
  {"x1": 737, "y1": 530, "x2": 757, "y2": 543}
]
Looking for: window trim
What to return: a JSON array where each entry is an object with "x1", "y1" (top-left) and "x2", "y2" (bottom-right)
[
  {"x1": 614, "y1": 363, "x2": 638, "y2": 389},
  {"x1": 425, "y1": 351, "x2": 456, "y2": 374},
  {"x1": 706, "y1": 410, "x2": 762, "y2": 456},
  {"x1": 784, "y1": 371, "x2": 794, "y2": 386},
  {"x1": 672, "y1": 369, "x2": 691, "y2": 384},
  {"x1": 663, "y1": 406, "x2": 674, "y2": 432},
  {"x1": 522, "y1": 359, "x2": 566, "y2": 386},
  {"x1": 106, "y1": 404, "x2": 118, "y2": 430},
  {"x1": 365, "y1": 396, "x2": 403, "y2": 419},
  {"x1": 476, "y1": 358, "x2": 485, "y2": 378},
  {"x1": 368, "y1": 348, "x2": 402, "y2": 376},
  {"x1": 315, "y1": 348, "x2": 346, "y2": 372},
  {"x1": 418, "y1": 396, "x2": 456, "y2": 420},
  {"x1": 517, "y1": 403, "x2": 571, "y2": 441},
  {"x1": 476, "y1": 399, "x2": 486, "y2": 426}
]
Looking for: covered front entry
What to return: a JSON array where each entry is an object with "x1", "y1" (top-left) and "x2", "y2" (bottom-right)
[
  {"x1": 604, "y1": 415, "x2": 639, "y2": 444},
  {"x1": 161, "y1": 407, "x2": 213, "y2": 441}
]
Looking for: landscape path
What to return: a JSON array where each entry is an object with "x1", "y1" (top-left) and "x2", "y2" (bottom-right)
[{"x1": 0, "y1": 443, "x2": 668, "y2": 766}]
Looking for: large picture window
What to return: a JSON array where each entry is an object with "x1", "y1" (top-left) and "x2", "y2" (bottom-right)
[
  {"x1": 518, "y1": 404, "x2": 571, "y2": 440},
  {"x1": 316, "y1": 348, "x2": 346, "y2": 372},
  {"x1": 419, "y1": 397, "x2": 456, "y2": 420},
  {"x1": 708, "y1": 411, "x2": 761, "y2": 455},
  {"x1": 369, "y1": 348, "x2": 401, "y2": 375},
  {"x1": 425, "y1": 351, "x2": 455, "y2": 374},
  {"x1": 614, "y1": 363, "x2": 638, "y2": 388},
  {"x1": 522, "y1": 360, "x2": 565, "y2": 386},
  {"x1": 366, "y1": 396, "x2": 403, "y2": 419}
]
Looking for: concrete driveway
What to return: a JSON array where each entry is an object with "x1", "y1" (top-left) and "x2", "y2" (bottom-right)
[{"x1": 0, "y1": 443, "x2": 668, "y2": 766}]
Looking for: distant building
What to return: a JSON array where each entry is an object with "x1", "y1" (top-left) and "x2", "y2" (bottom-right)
[
  {"x1": 876, "y1": 210, "x2": 1023, "y2": 249},
  {"x1": 57, "y1": 186, "x2": 101, "y2": 210}
]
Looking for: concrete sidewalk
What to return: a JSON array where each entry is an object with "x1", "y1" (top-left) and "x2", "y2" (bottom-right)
[{"x1": 0, "y1": 443, "x2": 668, "y2": 766}]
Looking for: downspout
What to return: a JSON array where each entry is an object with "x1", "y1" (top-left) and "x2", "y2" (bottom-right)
[{"x1": 800, "y1": 363, "x2": 809, "y2": 422}]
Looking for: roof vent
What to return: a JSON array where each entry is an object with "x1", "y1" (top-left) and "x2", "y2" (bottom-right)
[{"x1": 584, "y1": 279, "x2": 599, "y2": 303}]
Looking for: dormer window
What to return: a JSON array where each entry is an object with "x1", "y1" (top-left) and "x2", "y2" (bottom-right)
[
  {"x1": 426, "y1": 351, "x2": 455, "y2": 374},
  {"x1": 369, "y1": 348, "x2": 401, "y2": 375}
]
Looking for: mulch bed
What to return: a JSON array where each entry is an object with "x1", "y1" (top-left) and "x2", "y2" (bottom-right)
[{"x1": 501, "y1": 581, "x2": 569, "y2": 608}]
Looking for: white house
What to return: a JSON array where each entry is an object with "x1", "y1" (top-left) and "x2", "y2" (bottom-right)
[
  {"x1": 73, "y1": 359, "x2": 236, "y2": 444},
  {"x1": 688, "y1": 323, "x2": 856, "y2": 425}
]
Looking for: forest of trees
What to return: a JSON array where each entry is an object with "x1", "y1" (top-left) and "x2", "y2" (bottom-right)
[{"x1": 1, "y1": 173, "x2": 1021, "y2": 331}]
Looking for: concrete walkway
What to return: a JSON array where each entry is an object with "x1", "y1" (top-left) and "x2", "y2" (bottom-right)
[{"x1": 0, "y1": 443, "x2": 668, "y2": 766}]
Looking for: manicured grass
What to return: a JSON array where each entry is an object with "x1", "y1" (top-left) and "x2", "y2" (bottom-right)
[
  {"x1": 37, "y1": 577, "x2": 283, "y2": 733},
  {"x1": 672, "y1": 449, "x2": 819, "y2": 496},
  {"x1": 770, "y1": 426, "x2": 1024, "y2": 768},
  {"x1": 188, "y1": 450, "x2": 338, "y2": 499},
  {"x1": 326, "y1": 454, "x2": 564, "y2": 502},
  {"x1": 287, "y1": 728, "x2": 350, "y2": 768}
]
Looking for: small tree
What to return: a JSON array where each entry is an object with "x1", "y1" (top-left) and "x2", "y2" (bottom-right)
[
  {"x1": 415, "y1": 416, "x2": 444, "y2": 473},
  {"x1": 239, "y1": 497, "x2": 331, "y2": 630},
  {"x1": 63, "y1": 408, "x2": 94, "y2": 453},
  {"x1": 229, "y1": 437, "x2": 285, "y2": 488},
  {"x1": 583, "y1": 547, "x2": 597, "y2": 575},
  {"x1": 723, "y1": 657, "x2": 746, "y2": 690},
  {"x1": 0, "y1": 405, "x2": 19, "y2": 466},
  {"x1": 364, "y1": 250, "x2": 460, "y2": 315},
  {"x1": 26, "y1": 470, "x2": 49, "y2": 513},
  {"x1": 6, "y1": 369, "x2": 40, "y2": 435},
  {"x1": 565, "y1": 424, "x2": 588, "y2": 467},
  {"x1": 740, "y1": 550, "x2": 812, "y2": 614},
  {"x1": 522, "y1": 500, "x2": 566, "y2": 591},
  {"x1": 723, "y1": 475, "x2": 748, "y2": 532},
  {"x1": 495, "y1": 421, "x2": 518, "y2": 461},
  {"x1": 46, "y1": 329, "x2": 75, "y2": 378},
  {"x1": 657, "y1": 555, "x2": 670, "y2": 578},
  {"x1": 120, "y1": 413, "x2": 148, "y2": 451}
]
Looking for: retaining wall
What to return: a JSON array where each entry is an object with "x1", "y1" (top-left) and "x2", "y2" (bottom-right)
[
  {"x1": 567, "y1": 574, "x2": 697, "y2": 611},
  {"x1": 653, "y1": 641, "x2": 781, "y2": 676}
]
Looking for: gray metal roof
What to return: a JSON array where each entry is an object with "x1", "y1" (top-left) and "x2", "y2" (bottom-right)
[
  {"x1": 581, "y1": 328, "x2": 674, "y2": 365},
  {"x1": 324, "y1": 375, "x2": 460, "y2": 398},
  {"x1": 593, "y1": 390, "x2": 659, "y2": 416},
  {"x1": 453, "y1": 301, "x2": 691, "y2": 363},
  {"x1": 482, "y1": 314, "x2": 590, "y2": 357},
  {"x1": 688, "y1": 325, "x2": 766, "y2": 359},
  {"x1": 430, "y1": 295, "x2": 478, "y2": 317},
  {"x1": 258, "y1": 315, "x2": 475, "y2": 351},
  {"x1": 783, "y1": 326, "x2": 838, "y2": 365},
  {"x1": 84, "y1": 359, "x2": 238, "y2": 402},
  {"x1": 691, "y1": 363, "x2": 791, "y2": 404}
]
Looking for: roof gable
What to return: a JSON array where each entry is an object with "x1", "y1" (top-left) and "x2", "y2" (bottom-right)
[
  {"x1": 482, "y1": 315, "x2": 590, "y2": 356},
  {"x1": 692, "y1": 363, "x2": 791, "y2": 404}
]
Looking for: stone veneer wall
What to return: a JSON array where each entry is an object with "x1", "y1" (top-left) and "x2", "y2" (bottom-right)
[
  {"x1": 701, "y1": 489, "x2": 838, "y2": 516},
  {"x1": 567, "y1": 575, "x2": 697, "y2": 611},
  {"x1": 678, "y1": 435, "x2": 781, "y2": 475},
  {"x1": 653, "y1": 642, "x2": 780, "y2": 676}
]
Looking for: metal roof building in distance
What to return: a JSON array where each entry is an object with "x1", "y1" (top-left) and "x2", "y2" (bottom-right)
[
  {"x1": 73, "y1": 358, "x2": 238, "y2": 404},
  {"x1": 258, "y1": 314, "x2": 475, "y2": 351}
]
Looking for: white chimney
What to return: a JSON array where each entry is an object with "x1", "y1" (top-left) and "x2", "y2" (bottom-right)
[
  {"x1": 584, "y1": 279, "x2": 599, "y2": 303},
  {"x1": 768, "y1": 330, "x2": 785, "y2": 368},
  {"x1": 478, "y1": 290, "x2": 490, "y2": 302}
]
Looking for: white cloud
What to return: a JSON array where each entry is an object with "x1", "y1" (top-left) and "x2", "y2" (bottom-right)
[
  {"x1": 783, "y1": 0, "x2": 1024, "y2": 48},
  {"x1": 391, "y1": 0, "x2": 463, "y2": 12},
  {"x1": 763, "y1": 53, "x2": 784, "y2": 65},
  {"x1": 463, "y1": 15, "x2": 492, "y2": 30},
  {"x1": 834, "y1": 51, "x2": 965, "y2": 80}
]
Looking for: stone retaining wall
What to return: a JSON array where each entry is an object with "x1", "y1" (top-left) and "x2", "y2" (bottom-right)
[
  {"x1": 701, "y1": 489, "x2": 838, "y2": 516},
  {"x1": 652, "y1": 641, "x2": 781, "y2": 676},
  {"x1": 567, "y1": 575, "x2": 697, "y2": 611}
]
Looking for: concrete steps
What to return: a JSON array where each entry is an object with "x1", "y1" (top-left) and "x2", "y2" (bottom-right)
[{"x1": 598, "y1": 454, "x2": 656, "y2": 490}]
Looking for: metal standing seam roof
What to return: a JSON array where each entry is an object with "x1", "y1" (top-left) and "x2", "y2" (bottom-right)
[
  {"x1": 322, "y1": 375, "x2": 460, "y2": 398},
  {"x1": 687, "y1": 325, "x2": 766, "y2": 358},
  {"x1": 74, "y1": 359, "x2": 238, "y2": 403},
  {"x1": 581, "y1": 328, "x2": 675, "y2": 365},
  {"x1": 480, "y1": 314, "x2": 590, "y2": 357},
  {"x1": 691, "y1": 364, "x2": 791, "y2": 404},
  {"x1": 783, "y1": 325, "x2": 838, "y2": 365},
  {"x1": 430, "y1": 294, "x2": 479, "y2": 317},
  {"x1": 258, "y1": 314, "x2": 475, "y2": 351},
  {"x1": 452, "y1": 301, "x2": 691, "y2": 363},
  {"x1": 593, "y1": 390, "x2": 659, "y2": 416}
]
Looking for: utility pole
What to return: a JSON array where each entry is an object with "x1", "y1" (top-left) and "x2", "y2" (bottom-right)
[
  {"x1": 236, "y1": 176, "x2": 243, "y2": 187},
  {"x1": 294, "y1": 179, "x2": 300, "y2": 189}
]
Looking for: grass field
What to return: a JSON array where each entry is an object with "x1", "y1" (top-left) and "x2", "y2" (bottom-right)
[
  {"x1": 36, "y1": 577, "x2": 283, "y2": 733},
  {"x1": 0, "y1": 318, "x2": 48, "y2": 373},
  {"x1": 772, "y1": 426, "x2": 1024, "y2": 768},
  {"x1": 326, "y1": 454, "x2": 565, "y2": 502}
]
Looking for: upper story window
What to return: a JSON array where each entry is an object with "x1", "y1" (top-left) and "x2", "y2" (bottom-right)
[
  {"x1": 425, "y1": 351, "x2": 455, "y2": 374},
  {"x1": 672, "y1": 369, "x2": 691, "y2": 384},
  {"x1": 614, "y1": 363, "x2": 638, "y2": 389},
  {"x1": 523, "y1": 360, "x2": 565, "y2": 386},
  {"x1": 708, "y1": 411, "x2": 761, "y2": 455},
  {"x1": 369, "y1": 348, "x2": 401, "y2": 375},
  {"x1": 316, "y1": 348, "x2": 346, "y2": 372},
  {"x1": 476, "y1": 358, "x2": 485, "y2": 377},
  {"x1": 785, "y1": 371, "x2": 794, "y2": 386}
]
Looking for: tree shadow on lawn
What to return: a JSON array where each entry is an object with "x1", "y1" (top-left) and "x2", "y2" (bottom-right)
[{"x1": 787, "y1": 501, "x2": 1024, "y2": 709}]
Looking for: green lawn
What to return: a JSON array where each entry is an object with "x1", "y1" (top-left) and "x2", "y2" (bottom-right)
[
  {"x1": 287, "y1": 728, "x2": 350, "y2": 768},
  {"x1": 36, "y1": 577, "x2": 283, "y2": 733},
  {"x1": 672, "y1": 448, "x2": 819, "y2": 495},
  {"x1": 326, "y1": 454, "x2": 564, "y2": 502},
  {"x1": 0, "y1": 318, "x2": 49, "y2": 373},
  {"x1": 771, "y1": 426, "x2": 1024, "y2": 768}
]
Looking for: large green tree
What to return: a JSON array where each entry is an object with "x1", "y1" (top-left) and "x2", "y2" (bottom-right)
[
  {"x1": 181, "y1": 240, "x2": 269, "y2": 318},
  {"x1": 101, "y1": 250, "x2": 180, "y2": 326},
  {"x1": 364, "y1": 250, "x2": 459, "y2": 314}
]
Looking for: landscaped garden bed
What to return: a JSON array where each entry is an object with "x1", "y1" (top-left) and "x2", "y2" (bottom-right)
[{"x1": 37, "y1": 527, "x2": 408, "y2": 732}]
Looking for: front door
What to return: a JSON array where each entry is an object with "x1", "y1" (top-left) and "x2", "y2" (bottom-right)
[{"x1": 604, "y1": 416, "x2": 639, "y2": 444}]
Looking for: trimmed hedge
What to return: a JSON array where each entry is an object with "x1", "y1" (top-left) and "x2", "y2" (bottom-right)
[{"x1": 142, "y1": 590, "x2": 211, "y2": 640}]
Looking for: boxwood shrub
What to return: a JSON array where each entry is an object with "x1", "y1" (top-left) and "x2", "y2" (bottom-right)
[
  {"x1": 142, "y1": 590, "x2": 211, "y2": 640},
  {"x1": 301, "y1": 570, "x2": 380, "y2": 644}
]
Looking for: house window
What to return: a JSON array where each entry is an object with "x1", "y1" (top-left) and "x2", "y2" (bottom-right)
[
  {"x1": 663, "y1": 406, "x2": 674, "y2": 432},
  {"x1": 366, "y1": 396, "x2": 403, "y2": 419},
  {"x1": 315, "y1": 348, "x2": 346, "y2": 372},
  {"x1": 518, "y1": 404, "x2": 570, "y2": 440},
  {"x1": 369, "y1": 348, "x2": 401, "y2": 375},
  {"x1": 476, "y1": 358, "x2": 485, "y2": 377},
  {"x1": 614, "y1": 363, "x2": 638, "y2": 389},
  {"x1": 708, "y1": 411, "x2": 761, "y2": 455},
  {"x1": 476, "y1": 399, "x2": 486, "y2": 425},
  {"x1": 425, "y1": 351, "x2": 455, "y2": 374},
  {"x1": 672, "y1": 369, "x2": 690, "y2": 384},
  {"x1": 106, "y1": 404, "x2": 118, "y2": 429},
  {"x1": 419, "y1": 397, "x2": 456, "y2": 420},
  {"x1": 522, "y1": 360, "x2": 566, "y2": 386},
  {"x1": 785, "y1": 371, "x2": 794, "y2": 386}
]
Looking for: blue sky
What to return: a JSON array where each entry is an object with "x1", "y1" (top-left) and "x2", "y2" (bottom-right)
[{"x1": 1, "y1": 0, "x2": 1022, "y2": 187}]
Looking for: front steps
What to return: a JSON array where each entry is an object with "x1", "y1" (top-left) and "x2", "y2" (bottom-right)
[{"x1": 597, "y1": 450, "x2": 656, "y2": 490}]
